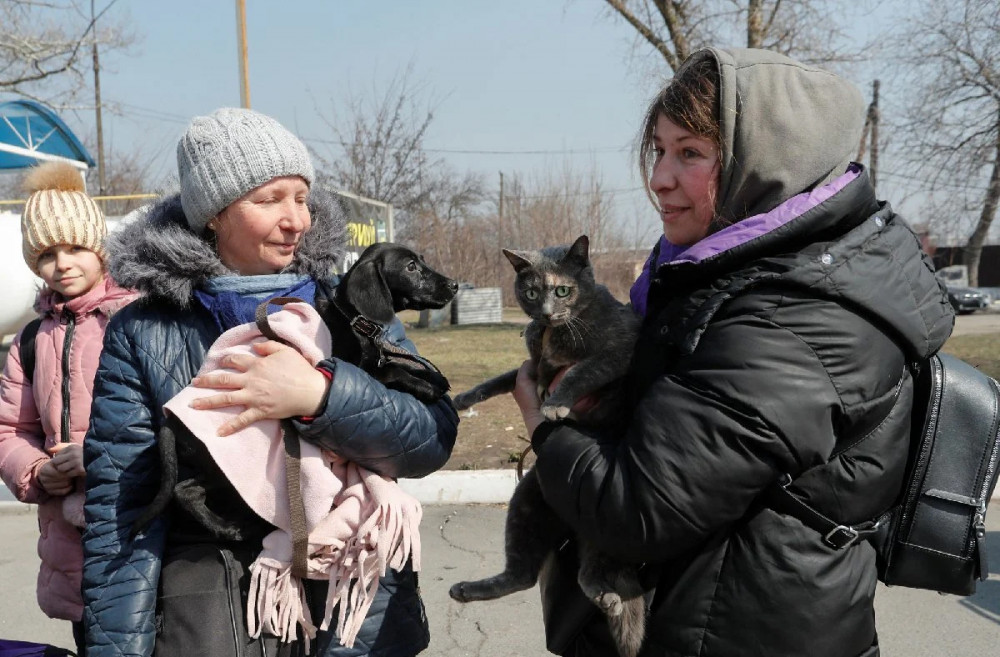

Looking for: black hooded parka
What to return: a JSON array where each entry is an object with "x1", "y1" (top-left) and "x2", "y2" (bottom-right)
[{"x1": 531, "y1": 49, "x2": 955, "y2": 657}]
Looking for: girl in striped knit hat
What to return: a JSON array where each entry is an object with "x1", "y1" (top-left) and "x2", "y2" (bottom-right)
[{"x1": 0, "y1": 161, "x2": 135, "y2": 655}]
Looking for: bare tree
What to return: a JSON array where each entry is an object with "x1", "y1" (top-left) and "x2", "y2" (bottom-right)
[
  {"x1": 89, "y1": 144, "x2": 156, "y2": 217},
  {"x1": 310, "y1": 67, "x2": 492, "y2": 272},
  {"x1": 312, "y1": 70, "x2": 438, "y2": 229},
  {"x1": 402, "y1": 165, "x2": 489, "y2": 282},
  {"x1": 0, "y1": 0, "x2": 134, "y2": 107},
  {"x1": 480, "y1": 167, "x2": 638, "y2": 302},
  {"x1": 894, "y1": 0, "x2": 1000, "y2": 286},
  {"x1": 600, "y1": 0, "x2": 874, "y2": 74}
]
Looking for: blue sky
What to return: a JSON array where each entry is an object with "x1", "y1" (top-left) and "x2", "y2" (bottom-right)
[
  {"x1": 7, "y1": 0, "x2": 916, "y2": 242},
  {"x1": 75, "y1": 2, "x2": 652, "y2": 198}
]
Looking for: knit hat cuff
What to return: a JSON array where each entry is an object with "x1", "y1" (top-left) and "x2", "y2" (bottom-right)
[{"x1": 177, "y1": 108, "x2": 315, "y2": 234}]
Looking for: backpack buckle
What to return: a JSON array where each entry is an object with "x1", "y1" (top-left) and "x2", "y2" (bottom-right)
[{"x1": 824, "y1": 525, "x2": 860, "y2": 549}]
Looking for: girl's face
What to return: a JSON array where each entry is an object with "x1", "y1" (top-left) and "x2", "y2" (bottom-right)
[
  {"x1": 214, "y1": 176, "x2": 311, "y2": 275},
  {"x1": 648, "y1": 113, "x2": 720, "y2": 247},
  {"x1": 36, "y1": 245, "x2": 105, "y2": 299}
]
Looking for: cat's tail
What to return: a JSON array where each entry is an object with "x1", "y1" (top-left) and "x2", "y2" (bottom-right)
[
  {"x1": 452, "y1": 368, "x2": 519, "y2": 410},
  {"x1": 130, "y1": 423, "x2": 178, "y2": 538},
  {"x1": 607, "y1": 595, "x2": 646, "y2": 657}
]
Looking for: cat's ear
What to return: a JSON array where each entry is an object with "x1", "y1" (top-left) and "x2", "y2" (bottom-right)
[
  {"x1": 503, "y1": 249, "x2": 534, "y2": 273},
  {"x1": 563, "y1": 235, "x2": 590, "y2": 267}
]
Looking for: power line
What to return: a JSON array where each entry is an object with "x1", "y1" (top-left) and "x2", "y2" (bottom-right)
[
  {"x1": 301, "y1": 134, "x2": 630, "y2": 156},
  {"x1": 114, "y1": 102, "x2": 190, "y2": 125},
  {"x1": 111, "y1": 102, "x2": 635, "y2": 156},
  {"x1": 878, "y1": 168, "x2": 996, "y2": 194},
  {"x1": 510, "y1": 185, "x2": 646, "y2": 200}
]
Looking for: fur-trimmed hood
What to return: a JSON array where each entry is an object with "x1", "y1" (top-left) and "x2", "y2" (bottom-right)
[{"x1": 107, "y1": 187, "x2": 347, "y2": 308}]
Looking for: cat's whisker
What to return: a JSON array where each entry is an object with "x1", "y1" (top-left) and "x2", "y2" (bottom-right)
[
  {"x1": 569, "y1": 315, "x2": 595, "y2": 337},
  {"x1": 567, "y1": 316, "x2": 585, "y2": 349}
]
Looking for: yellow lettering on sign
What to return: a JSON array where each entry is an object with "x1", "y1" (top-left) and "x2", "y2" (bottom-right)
[{"x1": 347, "y1": 222, "x2": 377, "y2": 247}]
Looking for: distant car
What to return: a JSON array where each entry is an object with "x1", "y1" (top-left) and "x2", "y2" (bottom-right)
[{"x1": 947, "y1": 287, "x2": 989, "y2": 314}]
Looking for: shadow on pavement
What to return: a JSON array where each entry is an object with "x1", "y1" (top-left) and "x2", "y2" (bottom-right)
[{"x1": 957, "y1": 530, "x2": 1000, "y2": 625}]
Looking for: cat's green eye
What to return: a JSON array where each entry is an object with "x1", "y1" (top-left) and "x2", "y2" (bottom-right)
[
  {"x1": 554, "y1": 286, "x2": 571, "y2": 298},
  {"x1": 524, "y1": 289, "x2": 539, "y2": 300}
]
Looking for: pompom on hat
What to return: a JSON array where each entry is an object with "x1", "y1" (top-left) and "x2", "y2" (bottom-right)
[
  {"x1": 177, "y1": 107, "x2": 315, "y2": 234},
  {"x1": 20, "y1": 161, "x2": 107, "y2": 274}
]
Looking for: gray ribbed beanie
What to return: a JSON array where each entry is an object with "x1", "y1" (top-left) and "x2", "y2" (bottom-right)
[{"x1": 177, "y1": 107, "x2": 315, "y2": 233}]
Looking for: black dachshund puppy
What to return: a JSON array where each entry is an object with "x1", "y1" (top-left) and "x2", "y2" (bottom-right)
[{"x1": 131, "y1": 243, "x2": 458, "y2": 540}]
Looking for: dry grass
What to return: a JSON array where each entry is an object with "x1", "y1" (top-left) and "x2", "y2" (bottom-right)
[
  {"x1": 941, "y1": 334, "x2": 1000, "y2": 380},
  {"x1": 401, "y1": 310, "x2": 532, "y2": 470}
]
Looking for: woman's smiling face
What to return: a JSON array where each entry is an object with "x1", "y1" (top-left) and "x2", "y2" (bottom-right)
[
  {"x1": 648, "y1": 113, "x2": 720, "y2": 247},
  {"x1": 213, "y1": 176, "x2": 311, "y2": 275}
]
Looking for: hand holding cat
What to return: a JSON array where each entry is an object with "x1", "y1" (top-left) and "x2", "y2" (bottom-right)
[
  {"x1": 513, "y1": 361, "x2": 599, "y2": 435},
  {"x1": 513, "y1": 360, "x2": 545, "y2": 435},
  {"x1": 189, "y1": 340, "x2": 331, "y2": 436}
]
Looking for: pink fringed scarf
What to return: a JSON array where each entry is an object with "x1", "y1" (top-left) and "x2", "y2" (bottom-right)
[{"x1": 164, "y1": 301, "x2": 423, "y2": 649}]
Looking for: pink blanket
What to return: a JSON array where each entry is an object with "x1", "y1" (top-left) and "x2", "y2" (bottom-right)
[{"x1": 164, "y1": 301, "x2": 422, "y2": 648}]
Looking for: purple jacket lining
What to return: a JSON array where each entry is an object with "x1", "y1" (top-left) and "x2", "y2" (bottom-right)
[{"x1": 629, "y1": 164, "x2": 862, "y2": 315}]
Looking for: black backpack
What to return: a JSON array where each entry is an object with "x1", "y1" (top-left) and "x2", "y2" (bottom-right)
[
  {"x1": 18, "y1": 318, "x2": 42, "y2": 385},
  {"x1": 768, "y1": 352, "x2": 1000, "y2": 596}
]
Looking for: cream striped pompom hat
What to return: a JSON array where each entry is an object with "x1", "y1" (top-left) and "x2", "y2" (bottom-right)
[{"x1": 20, "y1": 161, "x2": 107, "y2": 273}]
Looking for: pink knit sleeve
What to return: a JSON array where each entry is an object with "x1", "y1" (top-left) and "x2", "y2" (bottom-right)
[{"x1": 0, "y1": 328, "x2": 49, "y2": 504}]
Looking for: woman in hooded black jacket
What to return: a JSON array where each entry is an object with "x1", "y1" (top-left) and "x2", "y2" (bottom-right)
[{"x1": 513, "y1": 48, "x2": 954, "y2": 657}]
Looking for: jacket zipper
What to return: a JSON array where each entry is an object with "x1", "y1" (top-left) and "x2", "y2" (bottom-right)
[
  {"x1": 972, "y1": 379, "x2": 1000, "y2": 575},
  {"x1": 218, "y1": 547, "x2": 246, "y2": 657},
  {"x1": 898, "y1": 356, "x2": 944, "y2": 536},
  {"x1": 60, "y1": 309, "x2": 77, "y2": 445}
]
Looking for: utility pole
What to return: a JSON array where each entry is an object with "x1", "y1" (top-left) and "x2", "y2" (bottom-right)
[
  {"x1": 870, "y1": 80, "x2": 880, "y2": 191},
  {"x1": 235, "y1": 0, "x2": 251, "y2": 109},
  {"x1": 91, "y1": 0, "x2": 106, "y2": 200},
  {"x1": 497, "y1": 171, "x2": 504, "y2": 288},
  {"x1": 856, "y1": 80, "x2": 880, "y2": 191}
]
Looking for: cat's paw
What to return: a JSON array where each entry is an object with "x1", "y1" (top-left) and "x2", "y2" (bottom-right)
[
  {"x1": 541, "y1": 403, "x2": 572, "y2": 421},
  {"x1": 449, "y1": 582, "x2": 471, "y2": 603},
  {"x1": 592, "y1": 591, "x2": 624, "y2": 617}
]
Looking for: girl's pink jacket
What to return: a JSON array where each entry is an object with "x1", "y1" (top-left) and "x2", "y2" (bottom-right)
[{"x1": 0, "y1": 277, "x2": 136, "y2": 621}]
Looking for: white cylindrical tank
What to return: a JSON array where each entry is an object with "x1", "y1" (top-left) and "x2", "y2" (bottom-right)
[{"x1": 0, "y1": 211, "x2": 42, "y2": 339}]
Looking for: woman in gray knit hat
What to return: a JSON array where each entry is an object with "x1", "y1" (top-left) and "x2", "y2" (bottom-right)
[{"x1": 80, "y1": 107, "x2": 457, "y2": 657}]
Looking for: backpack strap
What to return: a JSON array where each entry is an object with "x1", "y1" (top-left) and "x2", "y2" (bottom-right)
[
  {"x1": 762, "y1": 473, "x2": 889, "y2": 549},
  {"x1": 761, "y1": 367, "x2": 909, "y2": 549},
  {"x1": 18, "y1": 317, "x2": 42, "y2": 386}
]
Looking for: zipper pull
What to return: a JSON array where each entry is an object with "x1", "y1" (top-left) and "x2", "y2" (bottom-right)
[{"x1": 975, "y1": 513, "x2": 989, "y2": 582}]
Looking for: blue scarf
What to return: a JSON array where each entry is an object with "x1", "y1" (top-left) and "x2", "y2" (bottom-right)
[{"x1": 195, "y1": 274, "x2": 316, "y2": 333}]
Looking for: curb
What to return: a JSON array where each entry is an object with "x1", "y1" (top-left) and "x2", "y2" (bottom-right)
[
  {"x1": 399, "y1": 469, "x2": 517, "y2": 504},
  {"x1": 5, "y1": 469, "x2": 996, "y2": 511},
  {"x1": 0, "y1": 470, "x2": 521, "y2": 511}
]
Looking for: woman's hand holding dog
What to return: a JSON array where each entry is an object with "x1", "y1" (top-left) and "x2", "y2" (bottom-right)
[{"x1": 189, "y1": 340, "x2": 331, "y2": 436}]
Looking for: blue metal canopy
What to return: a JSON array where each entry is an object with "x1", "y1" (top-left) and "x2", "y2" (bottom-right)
[{"x1": 0, "y1": 99, "x2": 95, "y2": 171}]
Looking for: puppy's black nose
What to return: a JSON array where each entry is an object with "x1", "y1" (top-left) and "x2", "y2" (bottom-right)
[{"x1": 448, "y1": 280, "x2": 458, "y2": 292}]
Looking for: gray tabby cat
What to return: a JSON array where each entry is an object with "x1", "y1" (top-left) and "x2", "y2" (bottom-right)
[{"x1": 449, "y1": 235, "x2": 646, "y2": 657}]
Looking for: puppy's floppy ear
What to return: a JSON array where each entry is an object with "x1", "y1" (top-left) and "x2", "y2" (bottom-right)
[
  {"x1": 503, "y1": 249, "x2": 534, "y2": 273},
  {"x1": 344, "y1": 258, "x2": 396, "y2": 323},
  {"x1": 562, "y1": 235, "x2": 590, "y2": 267}
]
